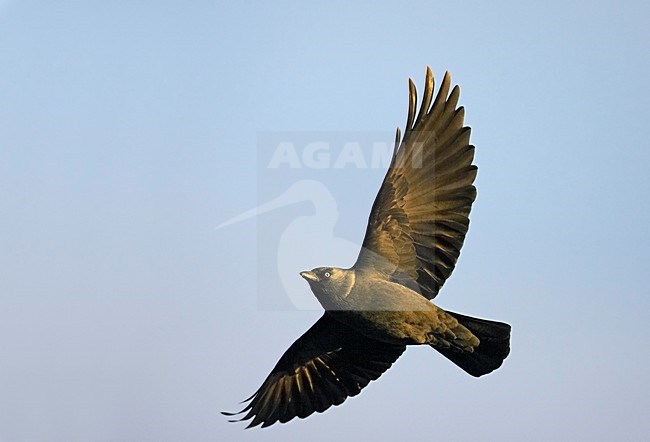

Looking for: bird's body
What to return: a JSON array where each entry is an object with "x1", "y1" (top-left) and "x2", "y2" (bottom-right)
[
  {"x1": 224, "y1": 67, "x2": 512, "y2": 428},
  {"x1": 303, "y1": 267, "x2": 478, "y2": 350}
]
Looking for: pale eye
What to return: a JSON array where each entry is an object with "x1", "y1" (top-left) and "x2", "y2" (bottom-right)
[{"x1": 324, "y1": 272, "x2": 331, "y2": 278}]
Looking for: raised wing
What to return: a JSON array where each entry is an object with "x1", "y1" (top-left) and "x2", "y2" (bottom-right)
[
  {"x1": 223, "y1": 313, "x2": 405, "y2": 428},
  {"x1": 355, "y1": 67, "x2": 477, "y2": 300}
]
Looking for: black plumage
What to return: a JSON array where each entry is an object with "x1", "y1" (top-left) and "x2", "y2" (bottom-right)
[{"x1": 224, "y1": 67, "x2": 511, "y2": 428}]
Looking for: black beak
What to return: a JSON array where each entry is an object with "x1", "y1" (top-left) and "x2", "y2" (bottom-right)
[{"x1": 300, "y1": 271, "x2": 319, "y2": 282}]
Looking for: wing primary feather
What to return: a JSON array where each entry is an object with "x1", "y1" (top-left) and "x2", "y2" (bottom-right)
[
  {"x1": 394, "y1": 127, "x2": 401, "y2": 152},
  {"x1": 389, "y1": 126, "x2": 401, "y2": 170},
  {"x1": 415, "y1": 66, "x2": 434, "y2": 126},
  {"x1": 406, "y1": 78, "x2": 417, "y2": 130},
  {"x1": 427, "y1": 71, "x2": 451, "y2": 123},
  {"x1": 280, "y1": 379, "x2": 297, "y2": 423},
  {"x1": 444, "y1": 85, "x2": 461, "y2": 116},
  {"x1": 276, "y1": 377, "x2": 292, "y2": 422},
  {"x1": 221, "y1": 410, "x2": 246, "y2": 417}
]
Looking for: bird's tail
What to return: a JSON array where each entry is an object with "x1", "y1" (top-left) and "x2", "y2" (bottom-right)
[{"x1": 434, "y1": 311, "x2": 511, "y2": 377}]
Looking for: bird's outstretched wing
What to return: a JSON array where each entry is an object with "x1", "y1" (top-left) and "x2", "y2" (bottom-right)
[
  {"x1": 223, "y1": 313, "x2": 405, "y2": 428},
  {"x1": 355, "y1": 67, "x2": 476, "y2": 300}
]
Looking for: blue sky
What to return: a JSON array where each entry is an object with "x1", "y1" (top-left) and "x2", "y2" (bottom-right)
[{"x1": 1, "y1": 1, "x2": 649, "y2": 440}]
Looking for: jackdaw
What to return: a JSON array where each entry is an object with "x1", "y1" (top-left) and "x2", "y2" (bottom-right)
[{"x1": 224, "y1": 67, "x2": 511, "y2": 428}]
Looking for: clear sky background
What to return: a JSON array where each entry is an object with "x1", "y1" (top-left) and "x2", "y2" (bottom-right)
[{"x1": 1, "y1": 1, "x2": 649, "y2": 441}]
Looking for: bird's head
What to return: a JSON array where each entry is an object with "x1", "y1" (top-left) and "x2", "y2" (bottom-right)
[{"x1": 300, "y1": 267, "x2": 354, "y2": 310}]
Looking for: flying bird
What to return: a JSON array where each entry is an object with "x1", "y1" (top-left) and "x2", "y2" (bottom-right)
[{"x1": 223, "y1": 67, "x2": 511, "y2": 428}]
